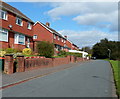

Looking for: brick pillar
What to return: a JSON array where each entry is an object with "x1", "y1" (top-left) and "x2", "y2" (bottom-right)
[
  {"x1": 17, "y1": 55, "x2": 25, "y2": 72},
  {"x1": 70, "y1": 55, "x2": 75, "y2": 63},
  {"x1": 4, "y1": 54, "x2": 14, "y2": 74}
]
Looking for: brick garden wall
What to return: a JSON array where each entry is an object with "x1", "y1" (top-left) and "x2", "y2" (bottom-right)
[{"x1": 3, "y1": 55, "x2": 87, "y2": 74}]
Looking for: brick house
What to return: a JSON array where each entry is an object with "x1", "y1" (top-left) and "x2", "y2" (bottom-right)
[
  {"x1": 33, "y1": 22, "x2": 71, "y2": 53},
  {"x1": 0, "y1": 1, "x2": 34, "y2": 50}
]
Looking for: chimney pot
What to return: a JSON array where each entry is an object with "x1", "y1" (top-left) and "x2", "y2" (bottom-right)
[
  {"x1": 46, "y1": 22, "x2": 50, "y2": 27},
  {"x1": 64, "y1": 36, "x2": 67, "y2": 38}
]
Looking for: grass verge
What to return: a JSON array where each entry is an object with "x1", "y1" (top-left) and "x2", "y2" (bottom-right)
[{"x1": 109, "y1": 60, "x2": 120, "y2": 97}]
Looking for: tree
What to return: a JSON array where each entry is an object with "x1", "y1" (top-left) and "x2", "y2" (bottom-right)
[
  {"x1": 81, "y1": 46, "x2": 92, "y2": 54},
  {"x1": 37, "y1": 41, "x2": 54, "y2": 58},
  {"x1": 92, "y1": 38, "x2": 120, "y2": 60}
]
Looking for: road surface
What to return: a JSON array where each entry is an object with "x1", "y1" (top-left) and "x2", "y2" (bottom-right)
[{"x1": 2, "y1": 60, "x2": 115, "y2": 97}]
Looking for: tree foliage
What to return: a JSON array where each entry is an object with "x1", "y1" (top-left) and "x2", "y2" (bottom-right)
[
  {"x1": 37, "y1": 41, "x2": 54, "y2": 58},
  {"x1": 92, "y1": 38, "x2": 120, "y2": 60}
]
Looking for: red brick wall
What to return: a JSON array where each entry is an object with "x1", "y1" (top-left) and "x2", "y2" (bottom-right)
[
  {"x1": 1, "y1": 11, "x2": 33, "y2": 36},
  {"x1": 33, "y1": 23, "x2": 53, "y2": 43},
  {"x1": 53, "y1": 36, "x2": 65, "y2": 47},
  {"x1": 66, "y1": 40, "x2": 72, "y2": 49},
  {"x1": 0, "y1": 31, "x2": 33, "y2": 50}
]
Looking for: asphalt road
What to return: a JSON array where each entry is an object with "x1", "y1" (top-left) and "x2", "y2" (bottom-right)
[{"x1": 2, "y1": 60, "x2": 115, "y2": 97}]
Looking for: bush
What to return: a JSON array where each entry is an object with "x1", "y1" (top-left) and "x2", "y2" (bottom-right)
[
  {"x1": 37, "y1": 41, "x2": 54, "y2": 58},
  {"x1": 66, "y1": 52, "x2": 82, "y2": 57},
  {"x1": 6, "y1": 48, "x2": 17, "y2": 54},
  {"x1": 22, "y1": 48, "x2": 32, "y2": 55},
  {"x1": 58, "y1": 50, "x2": 67, "y2": 57},
  {"x1": 0, "y1": 51, "x2": 6, "y2": 57}
]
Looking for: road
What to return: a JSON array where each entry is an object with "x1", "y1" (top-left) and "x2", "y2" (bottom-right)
[{"x1": 2, "y1": 60, "x2": 115, "y2": 97}]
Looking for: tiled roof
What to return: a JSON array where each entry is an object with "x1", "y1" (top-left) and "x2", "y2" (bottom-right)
[{"x1": 0, "y1": 1, "x2": 34, "y2": 23}]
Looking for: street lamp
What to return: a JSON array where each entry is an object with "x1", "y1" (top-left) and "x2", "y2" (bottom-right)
[{"x1": 108, "y1": 49, "x2": 111, "y2": 59}]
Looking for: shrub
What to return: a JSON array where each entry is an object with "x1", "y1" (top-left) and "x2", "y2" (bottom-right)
[
  {"x1": 22, "y1": 48, "x2": 32, "y2": 55},
  {"x1": 58, "y1": 50, "x2": 67, "y2": 57},
  {"x1": 6, "y1": 48, "x2": 17, "y2": 54},
  {"x1": 37, "y1": 41, "x2": 54, "y2": 58},
  {"x1": 66, "y1": 52, "x2": 82, "y2": 57},
  {"x1": 0, "y1": 51, "x2": 6, "y2": 57}
]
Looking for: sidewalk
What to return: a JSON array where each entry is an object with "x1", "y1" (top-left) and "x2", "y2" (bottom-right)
[{"x1": 2, "y1": 61, "x2": 88, "y2": 88}]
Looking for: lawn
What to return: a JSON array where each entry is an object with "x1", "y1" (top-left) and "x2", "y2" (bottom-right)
[{"x1": 109, "y1": 60, "x2": 120, "y2": 96}]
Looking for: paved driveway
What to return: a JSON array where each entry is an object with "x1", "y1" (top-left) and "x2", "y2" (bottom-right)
[{"x1": 2, "y1": 60, "x2": 116, "y2": 97}]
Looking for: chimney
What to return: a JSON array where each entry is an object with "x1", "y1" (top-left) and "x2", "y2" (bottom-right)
[
  {"x1": 46, "y1": 22, "x2": 50, "y2": 27},
  {"x1": 64, "y1": 36, "x2": 67, "y2": 38}
]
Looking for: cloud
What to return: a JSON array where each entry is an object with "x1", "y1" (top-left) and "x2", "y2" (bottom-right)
[
  {"x1": 58, "y1": 30, "x2": 118, "y2": 48},
  {"x1": 47, "y1": 2, "x2": 118, "y2": 31}
]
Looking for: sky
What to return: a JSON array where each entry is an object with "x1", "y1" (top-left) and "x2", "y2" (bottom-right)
[{"x1": 3, "y1": 0, "x2": 118, "y2": 48}]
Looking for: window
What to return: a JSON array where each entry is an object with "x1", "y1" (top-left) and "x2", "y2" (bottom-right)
[
  {"x1": 27, "y1": 22, "x2": 32, "y2": 30},
  {"x1": 14, "y1": 34, "x2": 25, "y2": 45},
  {"x1": 54, "y1": 35, "x2": 56, "y2": 39},
  {"x1": 58, "y1": 36, "x2": 60, "y2": 40},
  {"x1": 0, "y1": 10, "x2": 7, "y2": 20},
  {"x1": 61, "y1": 38, "x2": 63, "y2": 42},
  {"x1": 33, "y1": 35, "x2": 37, "y2": 39},
  {"x1": 16, "y1": 17, "x2": 23, "y2": 26},
  {"x1": 0, "y1": 28, "x2": 8, "y2": 42},
  {"x1": 64, "y1": 39, "x2": 66, "y2": 43}
]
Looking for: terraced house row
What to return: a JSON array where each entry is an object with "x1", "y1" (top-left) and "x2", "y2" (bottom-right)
[{"x1": 0, "y1": 1, "x2": 79, "y2": 53}]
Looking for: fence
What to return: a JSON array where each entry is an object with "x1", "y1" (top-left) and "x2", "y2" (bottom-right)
[{"x1": 3, "y1": 55, "x2": 88, "y2": 74}]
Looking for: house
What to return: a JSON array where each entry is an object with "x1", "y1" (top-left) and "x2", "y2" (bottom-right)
[
  {"x1": 0, "y1": 1, "x2": 80, "y2": 54},
  {"x1": 33, "y1": 22, "x2": 70, "y2": 53},
  {"x1": 33, "y1": 22, "x2": 53, "y2": 52},
  {"x1": 0, "y1": 1, "x2": 34, "y2": 50}
]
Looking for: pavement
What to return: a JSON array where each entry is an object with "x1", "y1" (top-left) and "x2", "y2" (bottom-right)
[
  {"x1": 2, "y1": 60, "x2": 87, "y2": 88},
  {"x1": 2, "y1": 60, "x2": 117, "y2": 97}
]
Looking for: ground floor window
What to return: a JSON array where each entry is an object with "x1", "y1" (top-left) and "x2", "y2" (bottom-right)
[
  {"x1": 0, "y1": 28, "x2": 8, "y2": 42},
  {"x1": 14, "y1": 33, "x2": 25, "y2": 45}
]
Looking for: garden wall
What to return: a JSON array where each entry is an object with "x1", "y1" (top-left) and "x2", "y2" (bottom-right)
[{"x1": 3, "y1": 55, "x2": 87, "y2": 74}]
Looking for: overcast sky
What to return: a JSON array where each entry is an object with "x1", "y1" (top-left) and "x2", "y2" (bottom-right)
[{"x1": 4, "y1": 0, "x2": 118, "y2": 48}]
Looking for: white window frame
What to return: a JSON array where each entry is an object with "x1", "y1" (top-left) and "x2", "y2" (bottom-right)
[
  {"x1": 61, "y1": 38, "x2": 63, "y2": 42},
  {"x1": 58, "y1": 36, "x2": 60, "y2": 40},
  {"x1": 54, "y1": 34, "x2": 56, "y2": 39},
  {"x1": 0, "y1": 10, "x2": 8, "y2": 20},
  {"x1": 0, "y1": 28, "x2": 8, "y2": 42},
  {"x1": 16, "y1": 17, "x2": 23, "y2": 26},
  {"x1": 33, "y1": 35, "x2": 37, "y2": 39},
  {"x1": 14, "y1": 34, "x2": 25, "y2": 45},
  {"x1": 27, "y1": 22, "x2": 32, "y2": 30}
]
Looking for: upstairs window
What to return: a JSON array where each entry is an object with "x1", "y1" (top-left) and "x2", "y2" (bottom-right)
[
  {"x1": 27, "y1": 22, "x2": 32, "y2": 30},
  {"x1": 61, "y1": 38, "x2": 63, "y2": 42},
  {"x1": 33, "y1": 35, "x2": 37, "y2": 39},
  {"x1": 54, "y1": 35, "x2": 56, "y2": 39},
  {"x1": 0, "y1": 28, "x2": 8, "y2": 42},
  {"x1": 58, "y1": 36, "x2": 60, "y2": 40},
  {"x1": 0, "y1": 10, "x2": 7, "y2": 20},
  {"x1": 14, "y1": 34, "x2": 25, "y2": 45},
  {"x1": 16, "y1": 17, "x2": 23, "y2": 26}
]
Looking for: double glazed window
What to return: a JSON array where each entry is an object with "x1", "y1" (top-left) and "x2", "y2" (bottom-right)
[
  {"x1": 0, "y1": 10, "x2": 7, "y2": 20},
  {"x1": 33, "y1": 35, "x2": 37, "y2": 39},
  {"x1": 0, "y1": 28, "x2": 8, "y2": 42},
  {"x1": 27, "y1": 22, "x2": 32, "y2": 30},
  {"x1": 16, "y1": 17, "x2": 23, "y2": 26},
  {"x1": 14, "y1": 34, "x2": 25, "y2": 45}
]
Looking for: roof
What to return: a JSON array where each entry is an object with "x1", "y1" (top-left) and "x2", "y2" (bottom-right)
[
  {"x1": 0, "y1": 1, "x2": 34, "y2": 23},
  {"x1": 34, "y1": 21, "x2": 67, "y2": 39},
  {"x1": 40, "y1": 22, "x2": 66, "y2": 39}
]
